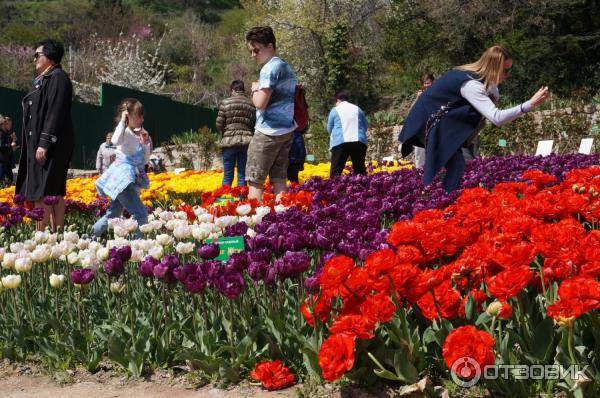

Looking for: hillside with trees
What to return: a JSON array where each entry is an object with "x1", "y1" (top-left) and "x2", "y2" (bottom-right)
[{"x1": 1, "y1": 0, "x2": 599, "y2": 119}]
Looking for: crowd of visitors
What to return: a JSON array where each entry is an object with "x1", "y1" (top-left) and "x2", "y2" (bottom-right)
[{"x1": 2, "y1": 33, "x2": 556, "y2": 236}]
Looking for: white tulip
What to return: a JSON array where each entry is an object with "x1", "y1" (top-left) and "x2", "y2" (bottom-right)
[
  {"x1": 34, "y1": 231, "x2": 49, "y2": 244},
  {"x1": 88, "y1": 241, "x2": 101, "y2": 254},
  {"x1": 159, "y1": 211, "x2": 174, "y2": 221},
  {"x1": 192, "y1": 225, "x2": 211, "y2": 241},
  {"x1": 51, "y1": 246, "x2": 64, "y2": 260},
  {"x1": 193, "y1": 206, "x2": 207, "y2": 217},
  {"x1": 1, "y1": 275, "x2": 21, "y2": 289},
  {"x1": 47, "y1": 233, "x2": 58, "y2": 245},
  {"x1": 238, "y1": 215, "x2": 254, "y2": 227},
  {"x1": 9, "y1": 242, "x2": 24, "y2": 253},
  {"x1": 254, "y1": 206, "x2": 271, "y2": 218},
  {"x1": 30, "y1": 245, "x2": 51, "y2": 263},
  {"x1": 246, "y1": 228, "x2": 257, "y2": 238},
  {"x1": 156, "y1": 234, "x2": 174, "y2": 246},
  {"x1": 197, "y1": 213, "x2": 214, "y2": 224},
  {"x1": 14, "y1": 256, "x2": 33, "y2": 273},
  {"x1": 215, "y1": 216, "x2": 238, "y2": 229},
  {"x1": 175, "y1": 242, "x2": 195, "y2": 254},
  {"x1": 148, "y1": 245, "x2": 164, "y2": 260},
  {"x1": 173, "y1": 225, "x2": 192, "y2": 240},
  {"x1": 130, "y1": 248, "x2": 144, "y2": 262},
  {"x1": 67, "y1": 251, "x2": 80, "y2": 265},
  {"x1": 63, "y1": 231, "x2": 79, "y2": 243},
  {"x1": 150, "y1": 219, "x2": 164, "y2": 231},
  {"x1": 113, "y1": 225, "x2": 128, "y2": 238},
  {"x1": 77, "y1": 239, "x2": 90, "y2": 250},
  {"x1": 236, "y1": 204, "x2": 252, "y2": 216},
  {"x1": 139, "y1": 223, "x2": 154, "y2": 234},
  {"x1": 174, "y1": 211, "x2": 188, "y2": 220},
  {"x1": 2, "y1": 253, "x2": 17, "y2": 269},
  {"x1": 23, "y1": 240, "x2": 36, "y2": 252},
  {"x1": 81, "y1": 254, "x2": 99, "y2": 271},
  {"x1": 49, "y1": 274, "x2": 65, "y2": 289},
  {"x1": 274, "y1": 204, "x2": 287, "y2": 213},
  {"x1": 96, "y1": 247, "x2": 110, "y2": 261}
]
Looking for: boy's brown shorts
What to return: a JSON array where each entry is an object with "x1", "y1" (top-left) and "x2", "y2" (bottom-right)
[{"x1": 245, "y1": 131, "x2": 294, "y2": 185}]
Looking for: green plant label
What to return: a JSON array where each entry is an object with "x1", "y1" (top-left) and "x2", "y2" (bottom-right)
[
  {"x1": 592, "y1": 124, "x2": 600, "y2": 133},
  {"x1": 306, "y1": 154, "x2": 316, "y2": 162},
  {"x1": 215, "y1": 197, "x2": 235, "y2": 204},
  {"x1": 205, "y1": 236, "x2": 245, "y2": 263},
  {"x1": 498, "y1": 139, "x2": 507, "y2": 147}
]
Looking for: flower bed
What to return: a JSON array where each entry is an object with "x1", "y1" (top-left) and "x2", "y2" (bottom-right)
[{"x1": 0, "y1": 154, "x2": 599, "y2": 395}]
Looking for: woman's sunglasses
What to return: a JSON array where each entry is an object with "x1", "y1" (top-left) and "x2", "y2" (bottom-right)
[{"x1": 33, "y1": 52, "x2": 45, "y2": 60}]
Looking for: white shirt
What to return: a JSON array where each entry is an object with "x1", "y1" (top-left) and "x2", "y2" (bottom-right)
[
  {"x1": 460, "y1": 79, "x2": 532, "y2": 126},
  {"x1": 112, "y1": 121, "x2": 151, "y2": 164}
]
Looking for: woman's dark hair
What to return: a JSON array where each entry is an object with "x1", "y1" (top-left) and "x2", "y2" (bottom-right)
[
  {"x1": 230, "y1": 80, "x2": 245, "y2": 92},
  {"x1": 422, "y1": 73, "x2": 435, "y2": 83},
  {"x1": 246, "y1": 26, "x2": 276, "y2": 50},
  {"x1": 334, "y1": 90, "x2": 349, "y2": 102},
  {"x1": 35, "y1": 39, "x2": 65, "y2": 64}
]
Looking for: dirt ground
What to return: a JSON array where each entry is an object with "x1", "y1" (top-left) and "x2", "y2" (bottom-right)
[{"x1": 0, "y1": 361, "x2": 301, "y2": 398}]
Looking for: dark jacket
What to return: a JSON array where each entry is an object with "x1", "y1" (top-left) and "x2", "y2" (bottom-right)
[
  {"x1": 16, "y1": 66, "x2": 75, "y2": 201},
  {"x1": 215, "y1": 91, "x2": 256, "y2": 148},
  {"x1": 0, "y1": 129, "x2": 12, "y2": 164},
  {"x1": 399, "y1": 69, "x2": 483, "y2": 192}
]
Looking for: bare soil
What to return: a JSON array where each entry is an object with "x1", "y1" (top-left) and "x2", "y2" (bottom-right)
[{"x1": 0, "y1": 361, "x2": 300, "y2": 398}]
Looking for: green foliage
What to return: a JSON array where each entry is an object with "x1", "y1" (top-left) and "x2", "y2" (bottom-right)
[{"x1": 324, "y1": 19, "x2": 352, "y2": 94}]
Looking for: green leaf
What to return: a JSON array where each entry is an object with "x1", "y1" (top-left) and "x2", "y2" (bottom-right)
[
  {"x1": 528, "y1": 316, "x2": 555, "y2": 362},
  {"x1": 393, "y1": 348, "x2": 418, "y2": 383}
]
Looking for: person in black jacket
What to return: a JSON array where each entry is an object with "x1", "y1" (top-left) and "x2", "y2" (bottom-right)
[
  {"x1": 15, "y1": 39, "x2": 75, "y2": 232},
  {"x1": 0, "y1": 115, "x2": 17, "y2": 184}
]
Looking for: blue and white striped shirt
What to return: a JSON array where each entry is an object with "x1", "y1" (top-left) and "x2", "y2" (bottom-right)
[{"x1": 326, "y1": 101, "x2": 368, "y2": 149}]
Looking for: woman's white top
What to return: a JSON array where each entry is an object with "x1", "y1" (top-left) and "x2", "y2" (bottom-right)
[
  {"x1": 460, "y1": 79, "x2": 532, "y2": 126},
  {"x1": 111, "y1": 121, "x2": 151, "y2": 164}
]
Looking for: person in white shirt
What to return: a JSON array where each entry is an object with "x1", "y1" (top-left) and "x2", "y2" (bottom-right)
[{"x1": 96, "y1": 132, "x2": 116, "y2": 174}]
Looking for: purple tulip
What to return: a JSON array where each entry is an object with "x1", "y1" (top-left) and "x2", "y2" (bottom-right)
[
  {"x1": 27, "y1": 208, "x2": 45, "y2": 221},
  {"x1": 224, "y1": 221, "x2": 248, "y2": 237},
  {"x1": 247, "y1": 260, "x2": 269, "y2": 282},
  {"x1": 71, "y1": 268, "x2": 95, "y2": 285},
  {"x1": 43, "y1": 196, "x2": 59, "y2": 206},
  {"x1": 139, "y1": 256, "x2": 158, "y2": 277},
  {"x1": 197, "y1": 243, "x2": 220, "y2": 260},
  {"x1": 12, "y1": 194, "x2": 25, "y2": 205},
  {"x1": 116, "y1": 246, "x2": 132, "y2": 262},
  {"x1": 216, "y1": 270, "x2": 245, "y2": 299},
  {"x1": 225, "y1": 252, "x2": 248, "y2": 273},
  {"x1": 103, "y1": 257, "x2": 124, "y2": 277}
]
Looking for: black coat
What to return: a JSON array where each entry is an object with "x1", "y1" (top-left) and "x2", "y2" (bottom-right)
[
  {"x1": 16, "y1": 66, "x2": 75, "y2": 201},
  {"x1": 399, "y1": 69, "x2": 483, "y2": 192}
]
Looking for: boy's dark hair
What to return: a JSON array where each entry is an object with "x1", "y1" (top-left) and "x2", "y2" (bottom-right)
[
  {"x1": 334, "y1": 90, "x2": 349, "y2": 102},
  {"x1": 246, "y1": 26, "x2": 276, "y2": 50},
  {"x1": 35, "y1": 39, "x2": 65, "y2": 64},
  {"x1": 230, "y1": 80, "x2": 245, "y2": 92}
]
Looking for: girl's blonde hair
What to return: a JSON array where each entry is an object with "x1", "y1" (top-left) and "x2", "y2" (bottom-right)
[
  {"x1": 456, "y1": 45, "x2": 511, "y2": 89},
  {"x1": 115, "y1": 98, "x2": 144, "y2": 124}
]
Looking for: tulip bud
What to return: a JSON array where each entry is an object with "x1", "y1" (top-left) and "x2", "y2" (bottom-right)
[
  {"x1": 579, "y1": 186, "x2": 587, "y2": 194},
  {"x1": 49, "y1": 274, "x2": 65, "y2": 289},
  {"x1": 67, "y1": 251, "x2": 80, "y2": 265},
  {"x1": 110, "y1": 281, "x2": 127, "y2": 294},
  {"x1": 486, "y1": 301, "x2": 503, "y2": 317},
  {"x1": 1, "y1": 252, "x2": 17, "y2": 269},
  {"x1": 572, "y1": 184, "x2": 579, "y2": 192}
]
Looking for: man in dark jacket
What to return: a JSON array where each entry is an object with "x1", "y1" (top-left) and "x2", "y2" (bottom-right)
[{"x1": 216, "y1": 80, "x2": 256, "y2": 187}]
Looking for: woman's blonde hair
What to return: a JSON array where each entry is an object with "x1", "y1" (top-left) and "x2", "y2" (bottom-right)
[
  {"x1": 115, "y1": 98, "x2": 144, "y2": 124},
  {"x1": 457, "y1": 45, "x2": 511, "y2": 89}
]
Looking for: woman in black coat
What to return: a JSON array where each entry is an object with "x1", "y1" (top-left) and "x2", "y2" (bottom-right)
[{"x1": 15, "y1": 39, "x2": 74, "y2": 231}]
